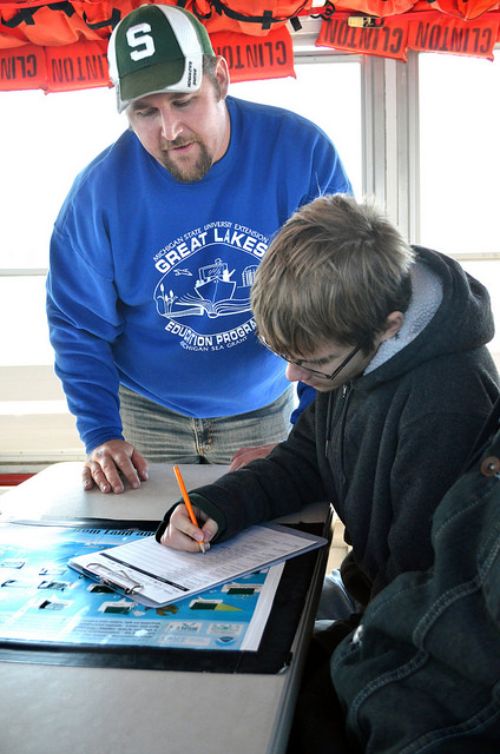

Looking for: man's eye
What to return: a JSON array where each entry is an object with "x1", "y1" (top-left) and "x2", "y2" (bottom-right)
[
  {"x1": 173, "y1": 98, "x2": 193, "y2": 109},
  {"x1": 135, "y1": 108, "x2": 157, "y2": 118}
]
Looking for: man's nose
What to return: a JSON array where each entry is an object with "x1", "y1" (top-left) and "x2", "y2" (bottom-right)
[{"x1": 159, "y1": 108, "x2": 182, "y2": 142}]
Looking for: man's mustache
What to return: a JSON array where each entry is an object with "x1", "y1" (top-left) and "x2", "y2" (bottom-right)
[{"x1": 162, "y1": 137, "x2": 198, "y2": 150}]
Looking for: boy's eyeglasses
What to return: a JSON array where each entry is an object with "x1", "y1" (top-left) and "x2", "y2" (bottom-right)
[{"x1": 258, "y1": 335, "x2": 360, "y2": 381}]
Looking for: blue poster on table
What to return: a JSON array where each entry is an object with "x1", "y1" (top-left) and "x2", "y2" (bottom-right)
[{"x1": 0, "y1": 522, "x2": 282, "y2": 652}]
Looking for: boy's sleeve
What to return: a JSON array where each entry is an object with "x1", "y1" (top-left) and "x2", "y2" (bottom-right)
[{"x1": 165, "y1": 402, "x2": 327, "y2": 541}]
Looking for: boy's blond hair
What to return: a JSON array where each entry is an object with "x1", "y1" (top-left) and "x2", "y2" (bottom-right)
[{"x1": 252, "y1": 194, "x2": 415, "y2": 357}]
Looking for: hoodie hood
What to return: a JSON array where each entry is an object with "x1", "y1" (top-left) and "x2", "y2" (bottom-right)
[{"x1": 355, "y1": 246, "x2": 495, "y2": 390}]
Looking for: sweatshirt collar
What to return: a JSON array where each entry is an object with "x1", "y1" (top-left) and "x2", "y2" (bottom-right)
[{"x1": 364, "y1": 260, "x2": 444, "y2": 375}]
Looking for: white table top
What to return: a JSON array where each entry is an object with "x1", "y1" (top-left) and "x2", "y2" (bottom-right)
[{"x1": 0, "y1": 462, "x2": 330, "y2": 754}]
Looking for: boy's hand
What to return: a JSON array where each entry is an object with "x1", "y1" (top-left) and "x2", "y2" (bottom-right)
[{"x1": 160, "y1": 504, "x2": 219, "y2": 552}]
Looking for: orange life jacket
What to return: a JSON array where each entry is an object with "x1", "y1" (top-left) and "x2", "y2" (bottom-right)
[
  {"x1": 431, "y1": 0, "x2": 500, "y2": 19},
  {"x1": 332, "y1": 0, "x2": 417, "y2": 18},
  {"x1": 0, "y1": 0, "x2": 145, "y2": 46},
  {"x1": 184, "y1": 0, "x2": 327, "y2": 35}
]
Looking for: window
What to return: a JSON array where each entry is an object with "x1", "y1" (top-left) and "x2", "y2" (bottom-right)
[
  {"x1": 418, "y1": 51, "x2": 500, "y2": 360},
  {"x1": 0, "y1": 88, "x2": 126, "y2": 367},
  {"x1": 419, "y1": 53, "x2": 500, "y2": 256},
  {"x1": 0, "y1": 88, "x2": 127, "y2": 467}
]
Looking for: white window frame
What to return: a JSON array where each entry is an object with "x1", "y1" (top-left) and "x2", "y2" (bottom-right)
[{"x1": 361, "y1": 53, "x2": 420, "y2": 243}]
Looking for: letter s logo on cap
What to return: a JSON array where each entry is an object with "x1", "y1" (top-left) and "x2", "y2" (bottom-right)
[{"x1": 127, "y1": 23, "x2": 155, "y2": 61}]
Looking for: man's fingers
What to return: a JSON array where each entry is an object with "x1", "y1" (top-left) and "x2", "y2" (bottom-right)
[
  {"x1": 229, "y1": 443, "x2": 277, "y2": 471},
  {"x1": 82, "y1": 466, "x2": 96, "y2": 491},
  {"x1": 84, "y1": 440, "x2": 149, "y2": 494},
  {"x1": 91, "y1": 450, "x2": 127, "y2": 493},
  {"x1": 85, "y1": 459, "x2": 116, "y2": 493},
  {"x1": 104, "y1": 446, "x2": 149, "y2": 490},
  {"x1": 131, "y1": 448, "x2": 149, "y2": 481}
]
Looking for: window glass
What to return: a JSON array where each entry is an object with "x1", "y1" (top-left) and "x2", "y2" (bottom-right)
[
  {"x1": 419, "y1": 52, "x2": 500, "y2": 361},
  {"x1": 419, "y1": 52, "x2": 500, "y2": 255},
  {"x1": 0, "y1": 277, "x2": 49, "y2": 366},
  {"x1": 0, "y1": 87, "x2": 126, "y2": 271},
  {"x1": 0, "y1": 87, "x2": 125, "y2": 368}
]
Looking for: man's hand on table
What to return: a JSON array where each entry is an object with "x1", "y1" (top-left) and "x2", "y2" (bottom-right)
[
  {"x1": 160, "y1": 504, "x2": 219, "y2": 552},
  {"x1": 229, "y1": 443, "x2": 277, "y2": 471},
  {"x1": 83, "y1": 439, "x2": 149, "y2": 494}
]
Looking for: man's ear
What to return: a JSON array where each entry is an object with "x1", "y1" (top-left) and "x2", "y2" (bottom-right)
[
  {"x1": 215, "y1": 56, "x2": 230, "y2": 99},
  {"x1": 380, "y1": 311, "x2": 404, "y2": 342}
]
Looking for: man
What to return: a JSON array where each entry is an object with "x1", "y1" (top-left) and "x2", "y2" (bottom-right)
[
  {"x1": 158, "y1": 194, "x2": 498, "y2": 607},
  {"x1": 46, "y1": 5, "x2": 351, "y2": 494}
]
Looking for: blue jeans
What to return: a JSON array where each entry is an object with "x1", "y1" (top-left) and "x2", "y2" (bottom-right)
[
  {"x1": 118, "y1": 385, "x2": 295, "y2": 464},
  {"x1": 316, "y1": 568, "x2": 358, "y2": 623}
]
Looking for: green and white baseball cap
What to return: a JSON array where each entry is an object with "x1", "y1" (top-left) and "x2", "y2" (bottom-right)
[{"x1": 108, "y1": 4, "x2": 214, "y2": 113}]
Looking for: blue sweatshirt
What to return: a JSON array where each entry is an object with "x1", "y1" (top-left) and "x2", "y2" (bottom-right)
[{"x1": 47, "y1": 96, "x2": 352, "y2": 452}]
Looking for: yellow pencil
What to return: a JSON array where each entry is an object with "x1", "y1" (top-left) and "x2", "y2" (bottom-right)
[{"x1": 172, "y1": 465, "x2": 205, "y2": 554}]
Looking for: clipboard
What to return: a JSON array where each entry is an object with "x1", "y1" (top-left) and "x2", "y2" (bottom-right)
[{"x1": 68, "y1": 523, "x2": 327, "y2": 608}]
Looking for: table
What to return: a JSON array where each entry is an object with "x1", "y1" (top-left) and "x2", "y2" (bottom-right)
[{"x1": 0, "y1": 462, "x2": 330, "y2": 754}]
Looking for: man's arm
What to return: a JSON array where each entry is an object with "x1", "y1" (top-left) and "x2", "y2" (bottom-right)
[{"x1": 47, "y1": 227, "x2": 147, "y2": 492}]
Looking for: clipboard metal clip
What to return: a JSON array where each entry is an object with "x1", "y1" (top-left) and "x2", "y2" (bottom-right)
[{"x1": 86, "y1": 562, "x2": 144, "y2": 596}]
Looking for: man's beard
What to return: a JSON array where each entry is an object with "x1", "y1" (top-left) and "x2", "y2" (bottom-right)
[{"x1": 160, "y1": 140, "x2": 213, "y2": 183}]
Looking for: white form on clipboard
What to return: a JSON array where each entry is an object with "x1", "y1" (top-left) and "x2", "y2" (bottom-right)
[{"x1": 69, "y1": 522, "x2": 327, "y2": 608}]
